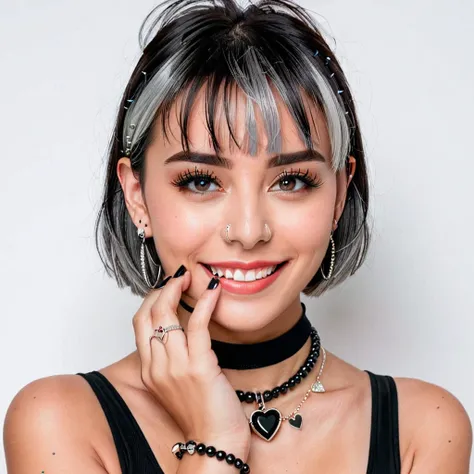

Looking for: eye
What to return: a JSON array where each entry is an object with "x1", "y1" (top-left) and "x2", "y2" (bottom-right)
[
  {"x1": 170, "y1": 167, "x2": 222, "y2": 194},
  {"x1": 270, "y1": 169, "x2": 323, "y2": 193},
  {"x1": 186, "y1": 177, "x2": 219, "y2": 193}
]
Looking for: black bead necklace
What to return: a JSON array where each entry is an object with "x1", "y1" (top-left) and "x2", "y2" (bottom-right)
[
  {"x1": 235, "y1": 328, "x2": 321, "y2": 404},
  {"x1": 178, "y1": 300, "x2": 321, "y2": 402},
  {"x1": 177, "y1": 299, "x2": 322, "y2": 443}
]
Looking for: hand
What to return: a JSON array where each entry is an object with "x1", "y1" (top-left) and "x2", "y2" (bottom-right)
[{"x1": 133, "y1": 265, "x2": 252, "y2": 457}]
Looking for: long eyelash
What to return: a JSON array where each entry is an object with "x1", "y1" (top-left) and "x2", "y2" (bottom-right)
[
  {"x1": 171, "y1": 166, "x2": 222, "y2": 189},
  {"x1": 276, "y1": 168, "x2": 323, "y2": 188}
]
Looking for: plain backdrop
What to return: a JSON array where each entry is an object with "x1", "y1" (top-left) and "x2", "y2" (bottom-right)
[{"x1": 1, "y1": 0, "x2": 473, "y2": 472}]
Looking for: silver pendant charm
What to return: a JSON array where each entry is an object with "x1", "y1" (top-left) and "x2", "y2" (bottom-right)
[{"x1": 311, "y1": 380, "x2": 325, "y2": 393}]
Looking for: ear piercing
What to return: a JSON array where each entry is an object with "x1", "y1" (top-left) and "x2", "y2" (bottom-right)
[{"x1": 137, "y1": 218, "x2": 162, "y2": 289}]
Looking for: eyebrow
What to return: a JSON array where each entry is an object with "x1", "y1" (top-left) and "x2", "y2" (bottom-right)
[{"x1": 163, "y1": 149, "x2": 326, "y2": 169}]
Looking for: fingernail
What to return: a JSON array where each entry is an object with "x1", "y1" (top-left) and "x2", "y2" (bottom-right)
[
  {"x1": 173, "y1": 264, "x2": 187, "y2": 278},
  {"x1": 156, "y1": 276, "x2": 171, "y2": 288},
  {"x1": 207, "y1": 277, "x2": 220, "y2": 290}
]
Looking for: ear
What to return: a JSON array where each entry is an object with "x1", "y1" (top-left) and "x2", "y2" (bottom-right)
[
  {"x1": 116, "y1": 157, "x2": 152, "y2": 237},
  {"x1": 333, "y1": 156, "x2": 356, "y2": 230}
]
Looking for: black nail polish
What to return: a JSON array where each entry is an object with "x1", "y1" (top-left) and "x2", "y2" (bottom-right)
[
  {"x1": 207, "y1": 277, "x2": 220, "y2": 290},
  {"x1": 156, "y1": 275, "x2": 171, "y2": 288},
  {"x1": 173, "y1": 264, "x2": 187, "y2": 278}
]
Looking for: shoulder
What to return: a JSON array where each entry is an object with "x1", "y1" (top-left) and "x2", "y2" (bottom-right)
[
  {"x1": 3, "y1": 374, "x2": 110, "y2": 473},
  {"x1": 393, "y1": 376, "x2": 472, "y2": 473}
]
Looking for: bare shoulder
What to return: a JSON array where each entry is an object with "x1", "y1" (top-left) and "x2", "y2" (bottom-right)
[
  {"x1": 393, "y1": 376, "x2": 472, "y2": 473},
  {"x1": 3, "y1": 374, "x2": 110, "y2": 473}
]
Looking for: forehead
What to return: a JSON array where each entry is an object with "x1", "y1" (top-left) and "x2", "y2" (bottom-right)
[{"x1": 153, "y1": 81, "x2": 331, "y2": 159}]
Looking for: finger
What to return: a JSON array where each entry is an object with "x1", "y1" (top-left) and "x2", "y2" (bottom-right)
[
  {"x1": 133, "y1": 282, "x2": 170, "y2": 373},
  {"x1": 187, "y1": 277, "x2": 222, "y2": 361},
  {"x1": 149, "y1": 270, "x2": 191, "y2": 365}
]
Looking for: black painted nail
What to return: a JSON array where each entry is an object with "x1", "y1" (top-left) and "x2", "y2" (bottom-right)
[
  {"x1": 207, "y1": 277, "x2": 220, "y2": 290},
  {"x1": 173, "y1": 265, "x2": 187, "y2": 278},
  {"x1": 156, "y1": 275, "x2": 171, "y2": 289}
]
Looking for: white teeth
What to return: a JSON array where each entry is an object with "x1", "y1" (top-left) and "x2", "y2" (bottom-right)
[
  {"x1": 207, "y1": 264, "x2": 281, "y2": 281},
  {"x1": 233, "y1": 269, "x2": 245, "y2": 281},
  {"x1": 245, "y1": 270, "x2": 256, "y2": 282}
]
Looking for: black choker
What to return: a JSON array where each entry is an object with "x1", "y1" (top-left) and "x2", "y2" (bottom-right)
[{"x1": 179, "y1": 300, "x2": 313, "y2": 370}]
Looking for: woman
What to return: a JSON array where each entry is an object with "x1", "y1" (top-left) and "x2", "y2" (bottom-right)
[{"x1": 4, "y1": 0, "x2": 472, "y2": 472}]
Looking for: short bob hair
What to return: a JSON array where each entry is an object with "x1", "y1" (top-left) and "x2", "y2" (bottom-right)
[{"x1": 94, "y1": 0, "x2": 371, "y2": 299}]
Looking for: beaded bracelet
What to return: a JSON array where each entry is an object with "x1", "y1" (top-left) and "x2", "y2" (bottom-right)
[{"x1": 172, "y1": 440, "x2": 251, "y2": 473}]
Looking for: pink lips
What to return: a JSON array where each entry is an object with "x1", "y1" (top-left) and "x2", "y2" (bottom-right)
[{"x1": 200, "y1": 261, "x2": 288, "y2": 295}]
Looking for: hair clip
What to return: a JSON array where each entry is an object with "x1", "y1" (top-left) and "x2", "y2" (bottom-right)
[
  {"x1": 312, "y1": 49, "x2": 350, "y2": 118},
  {"x1": 124, "y1": 98, "x2": 134, "y2": 111}
]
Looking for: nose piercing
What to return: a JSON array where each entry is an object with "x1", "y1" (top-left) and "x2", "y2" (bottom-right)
[
  {"x1": 264, "y1": 223, "x2": 272, "y2": 241},
  {"x1": 223, "y1": 223, "x2": 272, "y2": 243},
  {"x1": 224, "y1": 224, "x2": 232, "y2": 243}
]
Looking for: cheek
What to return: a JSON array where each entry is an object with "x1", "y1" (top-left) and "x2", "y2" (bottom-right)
[
  {"x1": 275, "y1": 192, "x2": 335, "y2": 252},
  {"x1": 146, "y1": 198, "x2": 217, "y2": 268}
]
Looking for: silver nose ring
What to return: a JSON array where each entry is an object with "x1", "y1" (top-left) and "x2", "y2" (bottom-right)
[
  {"x1": 224, "y1": 223, "x2": 272, "y2": 243},
  {"x1": 224, "y1": 224, "x2": 232, "y2": 243}
]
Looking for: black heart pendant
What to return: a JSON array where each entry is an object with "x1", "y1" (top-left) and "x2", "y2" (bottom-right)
[
  {"x1": 288, "y1": 414, "x2": 303, "y2": 429},
  {"x1": 249, "y1": 408, "x2": 282, "y2": 441}
]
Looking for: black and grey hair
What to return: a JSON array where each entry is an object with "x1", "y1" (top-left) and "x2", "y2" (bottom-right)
[{"x1": 94, "y1": 0, "x2": 371, "y2": 298}]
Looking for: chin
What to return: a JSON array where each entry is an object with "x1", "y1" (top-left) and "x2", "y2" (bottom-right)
[{"x1": 208, "y1": 292, "x2": 298, "y2": 340}]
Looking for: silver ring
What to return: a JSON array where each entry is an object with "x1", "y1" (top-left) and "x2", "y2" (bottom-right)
[{"x1": 150, "y1": 324, "x2": 184, "y2": 344}]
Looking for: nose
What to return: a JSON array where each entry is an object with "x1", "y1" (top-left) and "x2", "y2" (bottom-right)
[{"x1": 222, "y1": 193, "x2": 271, "y2": 249}]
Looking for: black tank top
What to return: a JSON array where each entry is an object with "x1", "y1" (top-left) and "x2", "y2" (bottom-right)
[{"x1": 77, "y1": 370, "x2": 401, "y2": 473}]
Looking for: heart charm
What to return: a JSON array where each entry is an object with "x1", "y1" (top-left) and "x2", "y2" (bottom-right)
[
  {"x1": 288, "y1": 414, "x2": 303, "y2": 429},
  {"x1": 249, "y1": 408, "x2": 282, "y2": 441}
]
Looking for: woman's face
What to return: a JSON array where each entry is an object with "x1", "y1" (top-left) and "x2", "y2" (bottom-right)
[{"x1": 120, "y1": 85, "x2": 350, "y2": 336}]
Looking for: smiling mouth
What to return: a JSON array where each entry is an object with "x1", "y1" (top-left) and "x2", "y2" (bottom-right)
[{"x1": 201, "y1": 261, "x2": 288, "y2": 282}]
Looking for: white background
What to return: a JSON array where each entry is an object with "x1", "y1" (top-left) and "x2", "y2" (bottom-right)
[{"x1": 0, "y1": 0, "x2": 473, "y2": 472}]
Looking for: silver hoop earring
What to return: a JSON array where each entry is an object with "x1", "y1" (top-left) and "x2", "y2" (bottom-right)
[
  {"x1": 137, "y1": 227, "x2": 162, "y2": 289},
  {"x1": 320, "y1": 234, "x2": 336, "y2": 280}
]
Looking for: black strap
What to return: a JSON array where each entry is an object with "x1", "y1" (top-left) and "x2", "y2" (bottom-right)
[
  {"x1": 365, "y1": 370, "x2": 401, "y2": 474},
  {"x1": 210, "y1": 302, "x2": 312, "y2": 370}
]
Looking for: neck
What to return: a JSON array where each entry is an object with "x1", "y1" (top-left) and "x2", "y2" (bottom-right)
[{"x1": 176, "y1": 297, "x2": 313, "y2": 393}]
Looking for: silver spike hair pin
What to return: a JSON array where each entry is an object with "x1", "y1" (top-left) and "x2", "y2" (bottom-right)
[
  {"x1": 314, "y1": 49, "x2": 349, "y2": 115},
  {"x1": 122, "y1": 70, "x2": 148, "y2": 155}
]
